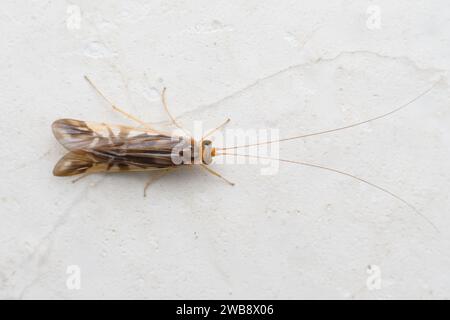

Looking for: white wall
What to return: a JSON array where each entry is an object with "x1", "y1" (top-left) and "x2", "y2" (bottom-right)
[{"x1": 1, "y1": 0, "x2": 450, "y2": 299}]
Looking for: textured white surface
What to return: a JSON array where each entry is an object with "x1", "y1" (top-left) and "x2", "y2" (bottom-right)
[{"x1": 1, "y1": 0, "x2": 450, "y2": 299}]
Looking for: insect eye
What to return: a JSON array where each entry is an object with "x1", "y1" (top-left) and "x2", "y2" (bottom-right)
[
  {"x1": 202, "y1": 140, "x2": 212, "y2": 147},
  {"x1": 202, "y1": 144, "x2": 213, "y2": 165}
]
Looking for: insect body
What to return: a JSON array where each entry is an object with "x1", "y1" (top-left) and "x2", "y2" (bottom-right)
[
  {"x1": 52, "y1": 76, "x2": 231, "y2": 193},
  {"x1": 52, "y1": 119, "x2": 215, "y2": 176}
]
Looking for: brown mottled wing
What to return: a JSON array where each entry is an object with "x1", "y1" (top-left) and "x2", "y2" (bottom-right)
[
  {"x1": 52, "y1": 119, "x2": 187, "y2": 176},
  {"x1": 53, "y1": 151, "x2": 98, "y2": 176},
  {"x1": 52, "y1": 118, "x2": 167, "y2": 151}
]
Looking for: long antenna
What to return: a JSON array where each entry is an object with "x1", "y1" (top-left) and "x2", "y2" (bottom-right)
[
  {"x1": 217, "y1": 152, "x2": 439, "y2": 232},
  {"x1": 217, "y1": 82, "x2": 437, "y2": 151}
]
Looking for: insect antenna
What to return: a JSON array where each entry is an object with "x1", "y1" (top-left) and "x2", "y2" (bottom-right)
[
  {"x1": 217, "y1": 81, "x2": 437, "y2": 151},
  {"x1": 216, "y1": 152, "x2": 439, "y2": 233}
]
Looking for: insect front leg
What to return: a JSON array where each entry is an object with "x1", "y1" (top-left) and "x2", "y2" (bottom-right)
[
  {"x1": 161, "y1": 87, "x2": 191, "y2": 136},
  {"x1": 202, "y1": 118, "x2": 231, "y2": 140},
  {"x1": 200, "y1": 164, "x2": 235, "y2": 186}
]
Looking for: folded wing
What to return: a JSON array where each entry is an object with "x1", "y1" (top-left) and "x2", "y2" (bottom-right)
[{"x1": 52, "y1": 119, "x2": 186, "y2": 176}]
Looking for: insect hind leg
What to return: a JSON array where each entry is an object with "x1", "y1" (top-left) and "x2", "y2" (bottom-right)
[{"x1": 71, "y1": 172, "x2": 91, "y2": 183}]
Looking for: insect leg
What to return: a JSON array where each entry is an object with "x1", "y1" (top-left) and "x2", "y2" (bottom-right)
[
  {"x1": 71, "y1": 172, "x2": 91, "y2": 183},
  {"x1": 161, "y1": 87, "x2": 190, "y2": 135},
  {"x1": 143, "y1": 168, "x2": 174, "y2": 197},
  {"x1": 202, "y1": 118, "x2": 231, "y2": 140},
  {"x1": 200, "y1": 164, "x2": 235, "y2": 186},
  {"x1": 84, "y1": 76, "x2": 163, "y2": 133}
]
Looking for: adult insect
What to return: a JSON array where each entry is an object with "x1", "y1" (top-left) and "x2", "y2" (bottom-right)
[
  {"x1": 53, "y1": 76, "x2": 233, "y2": 190},
  {"x1": 52, "y1": 76, "x2": 437, "y2": 230}
]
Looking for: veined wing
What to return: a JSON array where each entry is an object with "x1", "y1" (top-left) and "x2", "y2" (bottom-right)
[
  {"x1": 52, "y1": 119, "x2": 176, "y2": 151},
  {"x1": 52, "y1": 150, "x2": 180, "y2": 176},
  {"x1": 52, "y1": 119, "x2": 190, "y2": 176}
]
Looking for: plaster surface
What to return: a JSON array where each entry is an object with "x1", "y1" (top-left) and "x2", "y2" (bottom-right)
[{"x1": 1, "y1": 0, "x2": 450, "y2": 299}]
